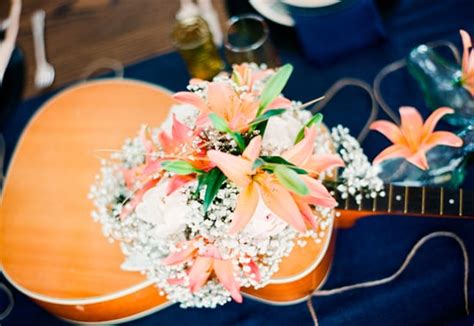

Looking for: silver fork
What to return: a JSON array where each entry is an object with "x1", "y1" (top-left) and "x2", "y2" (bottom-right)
[{"x1": 31, "y1": 10, "x2": 55, "y2": 89}]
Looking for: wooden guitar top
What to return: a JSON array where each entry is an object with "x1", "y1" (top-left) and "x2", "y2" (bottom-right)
[
  {"x1": 0, "y1": 79, "x2": 331, "y2": 309},
  {"x1": 1, "y1": 80, "x2": 175, "y2": 301}
]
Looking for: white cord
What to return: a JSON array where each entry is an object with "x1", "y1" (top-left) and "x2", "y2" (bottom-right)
[
  {"x1": 310, "y1": 78, "x2": 379, "y2": 144},
  {"x1": 307, "y1": 231, "x2": 470, "y2": 325},
  {"x1": 0, "y1": 282, "x2": 14, "y2": 321},
  {"x1": 372, "y1": 40, "x2": 462, "y2": 124}
]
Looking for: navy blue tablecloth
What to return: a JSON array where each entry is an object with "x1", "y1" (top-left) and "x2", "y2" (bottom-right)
[{"x1": 2, "y1": 0, "x2": 474, "y2": 325}]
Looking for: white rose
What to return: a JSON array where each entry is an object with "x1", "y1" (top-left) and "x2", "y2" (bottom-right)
[
  {"x1": 243, "y1": 196, "x2": 288, "y2": 238},
  {"x1": 135, "y1": 179, "x2": 191, "y2": 238},
  {"x1": 262, "y1": 114, "x2": 305, "y2": 152}
]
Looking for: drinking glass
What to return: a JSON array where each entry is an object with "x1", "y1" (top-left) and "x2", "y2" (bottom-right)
[{"x1": 224, "y1": 14, "x2": 280, "y2": 67}]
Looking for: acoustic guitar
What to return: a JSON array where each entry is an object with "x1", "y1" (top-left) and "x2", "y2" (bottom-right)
[{"x1": 1, "y1": 79, "x2": 472, "y2": 324}]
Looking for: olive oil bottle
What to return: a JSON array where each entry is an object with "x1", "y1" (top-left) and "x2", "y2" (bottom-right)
[{"x1": 172, "y1": 0, "x2": 224, "y2": 80}]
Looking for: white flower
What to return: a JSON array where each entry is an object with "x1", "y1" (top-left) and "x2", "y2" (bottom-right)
[
  {"x1": 262, "y1": 109, "x2": 312, "y2": 153},
  {"x1": 135, "y1": 179, "x2": 191, "y2": 238},
  {"x1": 243, "y1": 196, "x2": 288, "y2": 238}
]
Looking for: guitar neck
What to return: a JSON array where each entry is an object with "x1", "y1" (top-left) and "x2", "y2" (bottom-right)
[{"x1": 333, "y1": 184, "x2": 474, "y2": 218}]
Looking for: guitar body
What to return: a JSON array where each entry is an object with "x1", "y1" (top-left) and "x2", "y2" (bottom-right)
[{"x1": 0, "y1": 79, "x2": 335, "y2": 323}]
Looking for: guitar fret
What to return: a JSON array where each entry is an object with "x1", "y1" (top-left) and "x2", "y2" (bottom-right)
[
  {"x1": 331, "y1": 183, "x2": 473, "y2": 218},
  {"x1": 425, "y1": 187, "x2": 441, "y2": 215},
  {"x1": 390, "y1": 185, "x2": 406, "y2": 213},
  {"x1": 421, "y1": 186, "x2": 426, "y2": 214},
  {"x1": 443, "y1": 188, "x2": 461, "y2": 216},
  {"x1": 407, "y1": 186, "x2": 422, "y2": 214},
  {"x1": 403, "y1": 187, "x2": 409, "y2": 214},
  {"x1": 388, "y1": 184, "x2": 393, "y2": 213},
  {"x1": 440, "y1": 188, "x2": 444, "y2": 216}
]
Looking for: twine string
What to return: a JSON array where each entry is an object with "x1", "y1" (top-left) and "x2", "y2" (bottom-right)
[
  {"x1": 310, "y1": 78, "x2": 378, "y2": 144},
  {"x1": 373, "y1": 40, "x2": 461, "y2": 125},
  {"x1": 0, "y1": 282, "x2": 14, "y2": 321},
  {"x1": 307, "y1": 231, "x2": 470, "y2": 325}
]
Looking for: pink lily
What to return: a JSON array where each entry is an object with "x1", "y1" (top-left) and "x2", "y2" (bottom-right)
[
  {"x1": 121, "y1": 117, "x2": 210, "y2": 219},
  {"x1": 370, "y1": 106, "x2": 463, "y2": 170},
  {"x1": 121, "y1": 126, "x2": 161, "y2": 189},
  {"x1": 460, "y1": 29, "x2": 474, "y2": 96},
  {"x1": 163, "y1": 241, "x2": 243, "y2": 303},
  {"x1": 145, "y1": 115, "x2": 212, "y2": 193}
]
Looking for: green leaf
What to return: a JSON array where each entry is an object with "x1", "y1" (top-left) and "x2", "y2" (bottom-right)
[
  {"x1": 209, "y1": 113, "x2": 231, "y2": 133},
  {"x1": 230, "y1": 132, "x2": 246, "y2": 151},
  {"x1": 252, "y1": 158, "x2": 265, "y2": 170},
  {"x1": 249, "y1": 109, "x2": 286, "y2": 126},
  {"x1": 261, "y1": 156, "x2": 294, "y2": 166},
  {"x1": 257, "y1": 64, "x2": 293, "y2": 116},
  {"x1": 285, "y1": 166, "x2": 308, "y2": 175},
  {"x1": 208, "y1": 113, "x2": 245, "y2": 151},
  {"x1": 231, "y1": 70, "x2": 242, "y2": 84},
  {"x1": 274, "y1": 165, "x2": 309, "y2": 196},
  {"x1": 203, "y1": 168, "x2": 227, "y2": 211},
  {"x1": 294, "y1": 113, "x2": 323, "y2": 144},
  {"x1": 195, "y1": 172, "x2": 207, "y2": 195},
  {"x1": 260, "y1": 156, "x2": 308, "y2": 174},
  {"x1": 256, "y1": 120, "x2": 269, "y2": 136},
  {"x1": 161, "y1": 160, "x2": 202, "y2": 175}
]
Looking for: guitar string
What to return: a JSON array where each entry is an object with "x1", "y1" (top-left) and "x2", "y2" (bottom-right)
[{"x1": 307, "y1": 231, "x2": 470, "y2": 326}]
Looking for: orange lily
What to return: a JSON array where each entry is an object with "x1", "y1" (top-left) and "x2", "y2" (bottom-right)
[
  {"x1": 174, "y1": 82, "x2": 259, "y2": 132},
  {"x1": 232, "y1": 63, "x2": 292, "y2": 104},
  {"x1": 163, "y1": 241, "x2": 243, "y2": 303},
  {"x1": 460, "y1": 29, "x2": 474, "y2": 96},
  {"x1": 281, "y1": 126, "x2": 343, "y2": 228},
  {"x1": 208, "y1": 136, "x2": 304, "y2": 233},
  {"x1": 282, "y1": 126, "x2": 345, "y2": 178},
  {"x1": 232, "y1": 63, "x2": 292, "y2": 109},
  {"x1": 208, "y1": 132, "x2": 338, "y2": 234},
  {"x1": 370, "y1": 106, "x2": 463, "y2": 170},
  {"x1": 232, "y1": 63, "x2": 272, "y2": 92}
]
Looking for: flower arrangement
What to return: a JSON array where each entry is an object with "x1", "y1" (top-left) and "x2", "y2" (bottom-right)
[{"x1": 89, "y1": 63, "x2": 384, "y2": 308}]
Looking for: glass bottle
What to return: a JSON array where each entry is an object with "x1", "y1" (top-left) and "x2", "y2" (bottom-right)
[
  {"x1": 172, "y1": 0, "x2": 224, "y2": 80},
  {"x1": 407, "y1": 44, "x2": 474, "y2": 127}
]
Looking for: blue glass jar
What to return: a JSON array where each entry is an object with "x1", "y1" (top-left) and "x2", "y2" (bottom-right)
[{"x1": 407, "y1": 44, "x2": 474, "y2": 127}]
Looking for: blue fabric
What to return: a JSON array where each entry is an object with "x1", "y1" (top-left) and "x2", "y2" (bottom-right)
[
  {"x1": 2, "y1": 0, "x2": 474, "y2": 325},
  {"x1": 288, "y1": 0, "x2": 386, "y2": 65}
]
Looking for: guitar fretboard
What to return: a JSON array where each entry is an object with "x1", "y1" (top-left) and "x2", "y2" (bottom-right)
[{"x1": 333, "y1": 184, "x2": 474, "y2": 218}]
